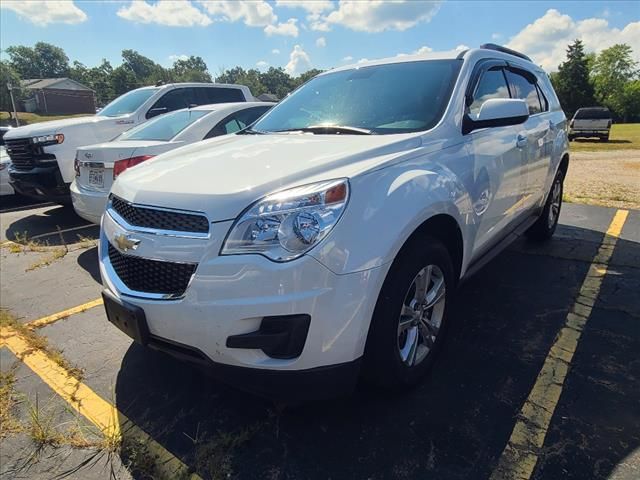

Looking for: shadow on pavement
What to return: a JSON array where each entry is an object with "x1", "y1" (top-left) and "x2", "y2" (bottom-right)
[
  {"x1": 4, "y1": 204, "x2": 98, "y2": 246},
  {"x1": 112, "y1": 224, "x2": 640, "y2": 480},
  {"x1": 77, "y1": 246, "x2": 101, "y2": 284}
]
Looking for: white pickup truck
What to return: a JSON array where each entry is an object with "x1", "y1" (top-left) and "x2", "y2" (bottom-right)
[
  {"x1": 4, "y1": 83, "x2": 254, "y2": 203},
  {"x1": 568, "y1": 107, "x2": 612, "y2": 142}
]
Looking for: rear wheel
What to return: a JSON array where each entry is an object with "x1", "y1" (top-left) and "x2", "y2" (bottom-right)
[
  {"x1": 600, "y1": 135, "x2": 609, "y2": 142},
  {"x1": 526, "y1": 169, "x2": 564, "y2": 241},
  {"x1": 363, "y1": 236, "x2": 454, "y2": 389}
]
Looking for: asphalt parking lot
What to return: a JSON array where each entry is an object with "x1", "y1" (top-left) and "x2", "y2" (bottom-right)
[{"x1": 0, "y1": 199, "x2": 638, "y2": 480}]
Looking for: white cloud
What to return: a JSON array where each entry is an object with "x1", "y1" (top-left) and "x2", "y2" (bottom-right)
[
  {"x1": 198, "y1": 0, "x2": 276, "y2": 27},
  {"x1": 310, "y1": 19, "x2": 331, "y2": 32},
  {"x1": 316, "y1": 36, "x2": 327, "y2": 47},
  {"x1": 323, "y1": 0, "x2": 441, "y2": 33},
  {"x1": 507, "y1": 9, "x2": 640, "y2": 71},
  {"x1": 1, "y1": 0, "x2": 87, "y2": 26},
  {"x1": 275, "y1": 0, "x2": 334, "y2": 15},
  {"x1": 256, "y1": 60, "x2": 269, "y2": 69},
  {"x1": 271, "y1": 49, "x2": 281, "y2": 54},
  {"x1": 342, "y1": 55, "x2": 353, "y2": 62},
  {"x1": 491, "y1": 33, "x2": 503, "y2": 41},
  {"x1": 118, "y1": 1, "x2": 211, "y2": 27},
  {"x1": 264, "y1": 18, "x2": 299, "y2": 37},
  {"x1": 169, "y1": 54, "x2": 189, "y2": 62},
  {"x1": 285, "y1": 45, "x2": 311, "y2": 75}
]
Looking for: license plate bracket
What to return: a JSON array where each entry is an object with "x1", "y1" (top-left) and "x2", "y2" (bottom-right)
[
  {"x1": 102, "y1": 290, "x2": 150, "y2": 345},
  {"x1": 88, "y1": 169, "x2": 104, "y2": 188}
]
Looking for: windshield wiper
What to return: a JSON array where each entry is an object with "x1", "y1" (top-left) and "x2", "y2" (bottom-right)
[
  {"x1": 238, "y1": 126, "x2": 265, "y2": 135},
  {"x1": 271, "y1": 125, "x2": 373, "y2": 135}
]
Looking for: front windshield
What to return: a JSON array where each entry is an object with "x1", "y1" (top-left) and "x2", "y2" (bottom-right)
[
  {"x1": 253, "y1": 60, "x2": 462, "y2": 135},
  {"x1": 118, "y1": 109, "x2": 209, "y2": 141},
  {"x1": 98, "y1": 88, "x2": 159, "y2": 117}
]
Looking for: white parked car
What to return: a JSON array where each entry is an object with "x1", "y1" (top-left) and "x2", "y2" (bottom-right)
[
  {"x1": 100, "y1": 44, "x2": 569, "y2": 401},
  {"x1": 0, "y1": 146, "x2": 14, "y2": 196},
  {"x1": 71, "y1": 102, "x2": 273, "y2": 224},
  {"x1": 4, "y1": 83, "x2": 254, "y2": 203}
]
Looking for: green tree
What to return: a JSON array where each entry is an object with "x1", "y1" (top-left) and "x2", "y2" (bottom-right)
[
  {"x1": 551, "y1": 40, "x2": 595, "y2": 118},
  {"x1": 216, "y1": 67, "x2": 266, "y2": 96},
  {"x1": 171, "y1": 56, "x2": 212, "y2": 83},
  {"x1": 0, "y1": 61, "x2": 24, "y2": 115},
  {"x1": 591, "y1": 44, "x2": 639, "y2": 121},
  {"x1": 260, "y1": 67, "x2": 294, "y2": 99},
  {"x1": 621, "y1": 80, "x2": 640, "y2": 123},
  {"x1": 5, "y1": 42, "x2": 70, "y2": 78},
  {"x1": 111, "y1": 65, "x2": 140, "y2": 96}
]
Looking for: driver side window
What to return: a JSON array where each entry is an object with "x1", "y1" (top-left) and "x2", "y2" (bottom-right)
[{"x1": 469, "y1": 68, "x2": 510, "y2": 118}]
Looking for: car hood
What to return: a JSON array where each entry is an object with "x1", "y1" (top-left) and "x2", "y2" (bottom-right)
[
  {"x1": 3, "y1": 115, "x2": 130, "y2": 138},
  {"x1": 112, "y1": 132, "x2": 424, "y2": 221}
]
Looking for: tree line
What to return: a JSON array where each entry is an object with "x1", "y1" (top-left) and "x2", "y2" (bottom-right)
[
  {"x1": 1, "y1": 40, "x2": 638, "y2": 122},
  {"x1": 550, "y1": 40, "x2": 639, "y2": 122},
  {"x1": 0, "y1": 41, "x2": 321, "y2": 113}
]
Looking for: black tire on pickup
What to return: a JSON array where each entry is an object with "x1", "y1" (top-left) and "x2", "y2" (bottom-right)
[{"x1": 600, "y1": 135, "x2": 610, "y2": 142}]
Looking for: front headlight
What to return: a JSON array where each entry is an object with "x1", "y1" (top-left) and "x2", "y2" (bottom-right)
[
  {"x1": 32, "y1": 133, "x2": 64, "y2": 146},
  {"x1": 221, "y1": 179, "x2": 349, "y2": 262}
]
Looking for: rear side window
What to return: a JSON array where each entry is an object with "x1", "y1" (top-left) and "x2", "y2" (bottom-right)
[
  {"x1": 204, "y1": 106, "x2": 272, "y2": 139},
  {"x1": 505, "y1": 70, "x2": 542, "y2": 115},
  {"x1": 198, "y1": 87, "x2": 245, "y2": 104},
  {"x1": 469, "y1": 68, "x2": 510, "y2": 117}
]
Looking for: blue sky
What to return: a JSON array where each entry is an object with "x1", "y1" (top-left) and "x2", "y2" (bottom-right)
[{"x1": 1, "y1": 1, "x2": 638, "y2": 76}]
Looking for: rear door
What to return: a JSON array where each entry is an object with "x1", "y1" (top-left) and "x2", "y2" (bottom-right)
[{"x1": 505, "y1": 68, "x2": 552, "y2": 207}]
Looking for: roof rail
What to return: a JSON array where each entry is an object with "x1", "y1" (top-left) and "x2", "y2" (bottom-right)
[{"x1": 479, "y1": 43, "x2": 532, "y2": 62}]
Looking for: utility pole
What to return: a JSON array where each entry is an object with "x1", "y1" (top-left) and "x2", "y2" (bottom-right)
[{"x1": 6, "y1": 82, "x2": 20, "y2": 127}]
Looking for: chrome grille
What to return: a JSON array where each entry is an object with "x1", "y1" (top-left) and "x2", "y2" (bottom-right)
[
  {"x1": 5, "y1": 138, "x2": 56, "y2": 170},
  {"x1": 110, "y1": 196, "x2": 209, "y2": 234},
  {"x1": 108, "y1": 243, "x2": 196, "y2": 297}
]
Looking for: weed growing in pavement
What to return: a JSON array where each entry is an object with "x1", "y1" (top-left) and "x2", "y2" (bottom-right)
[
  {"x1": 0, "y1": 362, "x2": 23, "y2": 438},
  {"x1": 0, "y1": 309, "x2": 84, "y2": 382}
]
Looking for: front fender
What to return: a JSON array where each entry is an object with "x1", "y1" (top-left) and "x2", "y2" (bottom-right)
[{"x1": 309, "y1": 143, "x2": 474, "y2": 276}]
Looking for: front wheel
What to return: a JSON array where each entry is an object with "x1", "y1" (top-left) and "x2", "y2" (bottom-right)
[
  {"x1": 362, "y1": 236, "x2": 454, "y2": 389},
  {"x1": 526, "y1": 170, "x2": 564, "y2": 241}
]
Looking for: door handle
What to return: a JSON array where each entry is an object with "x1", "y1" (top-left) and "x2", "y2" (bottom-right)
[{"x1": 516, "y1": 134, "x2": 528, "y2": 149}]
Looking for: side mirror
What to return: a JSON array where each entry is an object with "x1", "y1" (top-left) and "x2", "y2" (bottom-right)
[
  {"x1": 146, "y1": 107, "x2": 168, "y2": 119},
  {"x1": 463, "y1": 98, "x2": 529, "y2": 134}
]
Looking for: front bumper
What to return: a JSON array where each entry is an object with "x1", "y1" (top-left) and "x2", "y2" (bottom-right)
[
  {"x1": 569, "y1": 129, "x2": 610, "y2": 137},
  {"x1": 9, "y1": 164, "x2": 70, "y2": 203},
  {"x1": 99, "y1": 210, "x2": 387, "y2": 397},
  {"x1": 70, "y1": 180, "x2": 107, "y2": 224}
]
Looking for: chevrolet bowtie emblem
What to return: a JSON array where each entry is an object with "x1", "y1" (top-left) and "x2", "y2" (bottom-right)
[{"x1": 114, "y1": 233, "x2": 140, "y2": 252}]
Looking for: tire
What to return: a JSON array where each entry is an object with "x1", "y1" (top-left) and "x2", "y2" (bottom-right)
[
  {"x1": 362, "y1": 235, "x2": 454, "y2": 389},
  {"x1": 568, "y1": 135, "x2": 574, "y2": 142},
  {"x1": 525, "y1": 169, "x2": 564, "y2": 241},
  {"x1": 600, "y1": 136, "x2": 609, "y2": 142}
]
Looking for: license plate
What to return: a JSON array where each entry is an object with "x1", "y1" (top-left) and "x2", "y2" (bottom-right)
[
  {"x1": 88, "y1": 169, "x2": 104, "y2": 188},
  {"x1": 102, "y1": 290, "x2": 150, "y2": 345}
]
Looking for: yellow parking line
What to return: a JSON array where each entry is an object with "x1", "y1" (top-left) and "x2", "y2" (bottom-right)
[
  {"x1": 490, "y1": 209, "x2": 629, "y2": 480},
  {"x1": 27, "y1": 298, "x2": 104, "y2": 329},
  {"x1": 0, "y1": 326, "x2": 202, "y2": 480}
]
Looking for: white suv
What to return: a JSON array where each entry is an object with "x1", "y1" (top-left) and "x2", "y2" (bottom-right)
[{"x1": 100, "y1": 44, "x2": 569, "y2": 401}]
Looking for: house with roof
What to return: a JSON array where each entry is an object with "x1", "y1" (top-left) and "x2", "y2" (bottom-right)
[{"x1": 21, "y1": 78, "x2": 96, "y2": 115}]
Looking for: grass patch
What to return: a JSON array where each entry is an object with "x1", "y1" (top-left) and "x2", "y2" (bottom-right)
[
  {"x1": 1, "y1": 111, "x2": 90, "y2": 127},
  {"x1": 26, "y1": 247, "x2": 68, "y2": 271},
  {"x1": 0, "y1": 364, "x2": 22, "y2": 438},
  {"x1": 0, "y1": 309, "x2": 84, "y2": 381},
  {"x1": 570, "y1": 123, "x2": 640, "y2": 152}
]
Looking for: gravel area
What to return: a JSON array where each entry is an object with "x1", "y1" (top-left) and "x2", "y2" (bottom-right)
[{"x1": 565, "y1": 150, "x2": 640, "y2": 210}]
